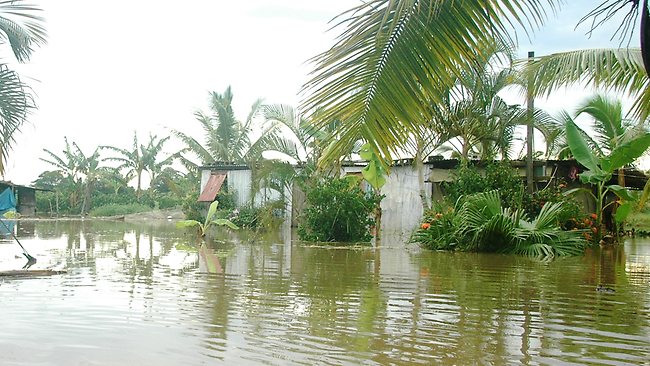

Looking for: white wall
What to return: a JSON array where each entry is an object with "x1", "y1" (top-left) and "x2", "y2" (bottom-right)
[
  {"x1": 343, "y1": 164, "x2": 431, "y2": 236},
  {"x1": 227, "y1": 170, "x2": 252, "y2": 207},
  {"x1": 380, "y1": 165, "x2": 431, "y2": 235}
]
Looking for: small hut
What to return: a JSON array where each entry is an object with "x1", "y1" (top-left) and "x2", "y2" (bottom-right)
[{"x1": 0, "y1": 181, "x2": 48, "y2": 217}]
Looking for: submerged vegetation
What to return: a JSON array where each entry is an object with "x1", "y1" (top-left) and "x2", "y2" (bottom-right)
[
  {"x1": 298, "y1": 177, "x2": 382, "y2": 243},
  {"x1": 2, "y1": 1, "x2": 649, "y2": 258},
  {"x1": 412, "y1": 190, "x2": 586, "y2": 258}
]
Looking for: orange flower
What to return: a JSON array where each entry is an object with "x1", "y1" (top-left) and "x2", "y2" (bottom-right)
[
  {"x1": 435, "y1": 213, "x2": 443, "y2": 219},
  {"x1": 591, "y1": 226, "x2": 598, "y2": 234},
  {"x1": 590, "y1": 213, "x2": 598, "y2": 220},
  {"x1": 559, "y1": 183, "x2": 567, "y2": 188},
  {"x1": 421, "y1": 222, "x2": 431, "y2": 230}
]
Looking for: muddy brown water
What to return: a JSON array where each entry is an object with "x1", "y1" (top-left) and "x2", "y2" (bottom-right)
[{"x1": 0, "y1": 220, "x2": 648, "y2": 365}]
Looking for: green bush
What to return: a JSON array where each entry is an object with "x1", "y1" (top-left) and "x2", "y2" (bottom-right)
[
  {"x1": 410, "y1": 201, "x2": 457, "y2": 251},
  {"x1": 36, "y1": 191, "x2": 74, "y2": 215},
  {"x1": 155, "y1": 192, "x2": 183, "y2": 209},
  {"x1": 182, "y1": 194, "x2": 205, "y2": 223},
  {"x1": 443, "y1": 161, "x2": 524, "y2": 209},
  {"x1": 231, "y1": 205, "x2": 261, "y2": 229},
  {"x1": 522, "y1": 181, "x2": 583, "y2": 225},
  {"x1": 89, "y1": 203, "x2": 152, "y2": 217},
  {"x1": 215, "y1": 190, "x2": 236, "y2": 211},
  {"x1": 412, "y1": 190, "x2": 587, "y2": 258},
  {"x1": 298, "y1": 177, "x2": 382, "y2": 242}
]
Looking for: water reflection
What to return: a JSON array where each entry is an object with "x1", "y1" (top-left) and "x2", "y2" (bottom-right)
[{"x1": 0, "y1": 220, "x2": 648, "y2": 365}]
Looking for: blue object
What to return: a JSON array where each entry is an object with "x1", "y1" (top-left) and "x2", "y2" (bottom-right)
[{"x1": 0, "y1": 187, "x2": 16, "y2": 215}]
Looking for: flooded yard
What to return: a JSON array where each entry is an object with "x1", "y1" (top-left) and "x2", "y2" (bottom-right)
[{"x1": 0, "y1": 219, "x2": 649, "y2": 365}]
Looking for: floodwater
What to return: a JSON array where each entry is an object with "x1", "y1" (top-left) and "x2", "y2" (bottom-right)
[{"x1": 0, "y1": 220, "x2": 649, "y2": 365}]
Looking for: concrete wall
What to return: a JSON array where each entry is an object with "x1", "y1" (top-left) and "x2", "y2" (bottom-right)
[{"x1": 344, "y1": 165, "x2": 431, "y2": 235}]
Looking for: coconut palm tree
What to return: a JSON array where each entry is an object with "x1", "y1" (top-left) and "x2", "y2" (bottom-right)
[
  {"x1": 103, "y1": 132, "x2": 175, "y2": 197},
  {"x1": 173, "y1": 86, "x2": 276, "y2": 165},
  {"x1": 300, "y1": 0, "x2": 570, "y2": 167},
  {"x1": 0, "y1": 1, "x2": 46, "y2": 175}
]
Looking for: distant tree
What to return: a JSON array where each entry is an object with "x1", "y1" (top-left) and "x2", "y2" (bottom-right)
[
  {"x1": 41, "y1": 138, "x2": 106, "y2": 215},
  {"x1": 102, "y1": 132, "x2": 175, "y2": 197},
  {"x1": 172, "y1": 86, "x2": 277, "y2": 165},
  {"x1": 144, "y1": 134, "x2": 175, "y2": 188}
]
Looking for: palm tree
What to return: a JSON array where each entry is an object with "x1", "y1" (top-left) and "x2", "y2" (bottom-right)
[
  {"x1": 102, "y1": 132, "x2": 175, "y2": 197},
  {"x1": 144, "y1": 133, "x2": 175, "y2": 188},
  {"x1": 574, "y1": 94, "x2": 644, "y2": 186},
  {"x1": 0, "y1": 1, "x2": 46, "y2": 175},
  {"x1": 102, "y1": 132, "x2": 147, "y2": 196},
  {"x1": 75, "y1": 147, "x2": 104, "y2": 215},
  {"x1": 522, "y1": 48, "x2": 650, "y2": 120},
  {"x1": 41, "y1": 137, "x2": 84, "y2": 186},
  {"x1": 173, "y1": 86, "x2": 273, "y2": 165},
  {"x1": 300, "y1": 0, "x2": 567, "y2": 166}
]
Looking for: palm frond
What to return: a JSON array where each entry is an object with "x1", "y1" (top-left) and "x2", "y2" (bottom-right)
[
  {"x1": 301, "y1": 0, "x2": 561, "y2": 165},
  {"x1": 0, "y1": 64, "x2": 32, "y2": 174},
  {"x1": 522, "y1": 48, "x2": 650, "y2": 120},
  {"x1": 0, "y1": 0, "x2": 46, "y2": 62}
]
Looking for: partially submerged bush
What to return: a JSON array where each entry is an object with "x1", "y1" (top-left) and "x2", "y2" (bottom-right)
[
  {"x1": 410, "y1": 201, "x2": 457, "y2": 251},
  {"x1": 412, "y1": 190, "x2": 587, "y2": 258},
  {"x1": 298, "y1": 177, "x2": 382, "y2": 242}
]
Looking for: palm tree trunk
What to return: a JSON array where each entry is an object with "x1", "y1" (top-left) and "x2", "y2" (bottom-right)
[
  {"x1": 80, "y1": 184, "x2": 88, "y2": 216},
  {"x1": 526, "y1": 51, "x2": 535, "y2": 193},
  {"x1": 415, "y1": 140, "x2": 430, "y2": 211},
  {"x1": 641, "y1": 0, "x2": 650, "y2": 77},
  {"x1": 136, "y1": 169, "x2": 142, "y2": 197}
]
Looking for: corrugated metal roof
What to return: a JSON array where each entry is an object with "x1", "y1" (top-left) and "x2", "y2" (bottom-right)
[{"x1": 198, "y1": 173, "x2": 226, "y2": 202}]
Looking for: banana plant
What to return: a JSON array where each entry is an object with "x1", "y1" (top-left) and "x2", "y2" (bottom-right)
[
  {"x1": 176, "y1": 200, "x2": 238, "y2": 238},
  {"x1": 564, "y1": 120, "x2": 650, "y2": 242},
  {"x1": 359, "y1": 143, "x2": 387, "y2": 243}
]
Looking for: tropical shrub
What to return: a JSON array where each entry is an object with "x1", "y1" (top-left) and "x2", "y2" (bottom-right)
[
  {"x1": 564, "y1": 119, "x2": 650, "y2": 242},
  {"x1": 298, "y1": 177, "x2": 382, "y2": 242},
  {"x1": 443, "y1": 161, "x2": 524, "y2": 208},
  {"x1": 410, "y1": 201, "x2": 457, "y2": 251},
  {"x1": 231, "y1": 205, "x2": 261, "y2": 229},
  {"x1": 215, "y1": 190, "x2": 236, "y2": 211},
  {"x1": 522, "y1": 181, "x2": 583, "y2": 223},
  {"x1": 412, "y1": 190, "x2": 587, "y2": 258},
  {"x1": 182, "y1": 194, "x2": 205, "y2": 223},
  {"x1": 155, "y1": 192, "x2": 183, "y2": 209}
]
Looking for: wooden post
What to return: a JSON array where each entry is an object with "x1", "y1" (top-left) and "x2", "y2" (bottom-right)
[{"x1": 526, "y1": 51, "x2": 535, "y2": 193}]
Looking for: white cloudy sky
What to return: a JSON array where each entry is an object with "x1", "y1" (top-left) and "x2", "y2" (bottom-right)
[{"x1": 3, "y1": 0, "x2": 641, "y2": 185}]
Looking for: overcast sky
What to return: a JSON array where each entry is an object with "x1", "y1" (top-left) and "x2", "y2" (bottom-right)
[{"x1": 3, "y1": 0, "x2": 640, "y2": 185}]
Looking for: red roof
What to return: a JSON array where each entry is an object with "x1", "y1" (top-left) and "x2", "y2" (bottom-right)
[{"x1": 197, "y1": 173, "x2": 226, "y2": 202}]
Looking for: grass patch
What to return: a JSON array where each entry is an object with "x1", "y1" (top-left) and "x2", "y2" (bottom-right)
[{"x1": 90, "y1": 203, "x2": 152, "y2": 217}]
